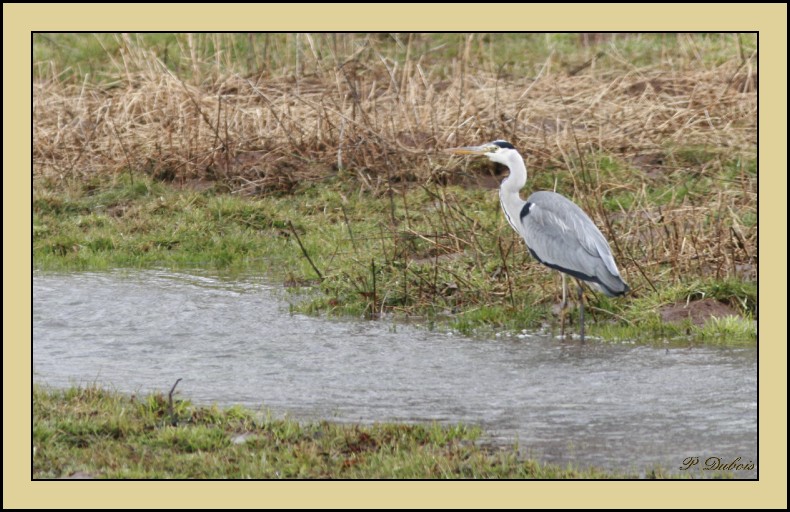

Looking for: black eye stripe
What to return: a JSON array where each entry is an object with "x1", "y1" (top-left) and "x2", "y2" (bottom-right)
[{"x1": 492, "y1": 140, "x2": 515, "y2": 150}]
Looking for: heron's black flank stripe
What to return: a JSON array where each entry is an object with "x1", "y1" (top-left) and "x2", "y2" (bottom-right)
[
  {"x1": 519, "y1": 202, "x2": 532, "y2": 220},
  {"x1": 492, "y1": 140, "x2": 515, "y2": 150},
  {"x1": 527, "y1": 246, "x2": 623, "y2": 296}
]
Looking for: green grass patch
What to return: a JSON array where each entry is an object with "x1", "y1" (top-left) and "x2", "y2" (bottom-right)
[
  {"x1": 34, "y1": 33, "x2": 757, "y2": 84},
  {"x1": 587, "y1": 278, "x2": 756, "y2": 345},
  {"x1": 34, "y1": 385, "x2": 645, "y2": 479}
]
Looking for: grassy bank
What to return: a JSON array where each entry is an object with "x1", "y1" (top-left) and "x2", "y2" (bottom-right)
[
  {"x1": 33, "y1": 33, "x2": 757, "y2": 343},
  {"x1": 34, "y1": 385, "x2": 660, "y2": 479},
  {"x1": 33, "y1": 169, "x2": 756, "y2": 343}
]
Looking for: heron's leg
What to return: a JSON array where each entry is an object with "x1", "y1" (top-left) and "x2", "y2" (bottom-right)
[
  {"x1": 577, "y1": 281, "x2": 585, "y2": 343},
  {"x1": 559, "y1": 273, "x2": 568, "y2": 338}
]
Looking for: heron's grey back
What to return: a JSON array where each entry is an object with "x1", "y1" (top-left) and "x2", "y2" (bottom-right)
[{"x1": 520, "y1": 191, "x2": 628, "y2": 296}]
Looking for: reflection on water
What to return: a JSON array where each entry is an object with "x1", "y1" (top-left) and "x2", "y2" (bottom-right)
[{"x1": 33, "y1": 270, "x2": 757, "y2": 477}]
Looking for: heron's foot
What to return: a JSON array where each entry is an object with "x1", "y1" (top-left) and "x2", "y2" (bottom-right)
[{"x1": 552, "y1": 300, "x2": 574, "y2": 339}]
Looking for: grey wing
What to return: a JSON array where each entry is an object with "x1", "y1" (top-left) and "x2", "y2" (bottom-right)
[{"x1": 520, "y1": 191, "x2": 628, "y2": 296}]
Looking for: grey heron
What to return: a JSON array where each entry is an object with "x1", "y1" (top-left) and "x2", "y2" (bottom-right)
[{"x1": 447, "y1": 140, "x2": 629, "y2": 341}]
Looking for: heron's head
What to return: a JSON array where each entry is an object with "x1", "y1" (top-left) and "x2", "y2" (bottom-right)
[{"x1": 445, "y1": 140, "x2": 518, "y2": 166}]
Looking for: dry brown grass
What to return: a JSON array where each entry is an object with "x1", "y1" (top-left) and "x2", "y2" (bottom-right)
[{"x1": 33, "y1": 36, "x2": 756, "y2": 190}]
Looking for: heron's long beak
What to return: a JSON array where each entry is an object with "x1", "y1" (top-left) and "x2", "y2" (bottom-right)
[{"x1": 445, "y1": 144, "x2": 492, "y2": 156}]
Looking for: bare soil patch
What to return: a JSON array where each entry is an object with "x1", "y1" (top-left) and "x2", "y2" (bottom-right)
[{"x1": 659, "y1": 298, "x2": 742, "y2": 326}]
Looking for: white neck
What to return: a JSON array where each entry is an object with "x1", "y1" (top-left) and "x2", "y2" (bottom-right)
[{"x1": 497, "y1": 149, "x2": 528, "y2": 233}]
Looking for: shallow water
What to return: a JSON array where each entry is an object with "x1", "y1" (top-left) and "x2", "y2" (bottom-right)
[{"x1": 33, "y1": 270, "x2": 757, "y2": 478}]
